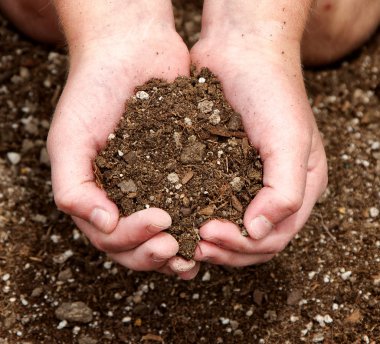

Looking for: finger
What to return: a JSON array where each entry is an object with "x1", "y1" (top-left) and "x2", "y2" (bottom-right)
[
  {"x1": 168, "y1": 257, "x2": 200, "y2": 280},
  {"x1": 108, "y1": 232, "x2": 179, "y2": 271},
  {"x1": 177, "y1": 262, "x2": 200, "y2": 280},
  {"x1": 194, "y1": 241, "x2": 274, "y2": 267},
  {"x1": 47, "y1": 111, "x2": 121, "y2": 234},
  {"x1": 156, "y1": 264, "x2": 176, "y2": 276},
  {"x1": 200, "y1": 161, "x2": 327, "y2": 254},
  {"x1": 73, "y1": 208, "x2": 172, "y2": 253},
  {"x1": 168, "y1": 256, "x2": 196, "y2": 273},
  {"x1": 157, "y1": 258, "x2": 200, "y2": 280}
]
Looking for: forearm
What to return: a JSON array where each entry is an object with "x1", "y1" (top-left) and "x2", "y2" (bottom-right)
[
  {"x1": 53, "y1": 0, "x2": 175, "y2": 52},
  {"x1": 201, "y1": 0, "x2": 313, "y2": 43}
]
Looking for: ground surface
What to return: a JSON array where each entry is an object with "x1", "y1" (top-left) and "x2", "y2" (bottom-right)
[{"x1": 0, "y1": 2, "x2": 379, "y2": 343}]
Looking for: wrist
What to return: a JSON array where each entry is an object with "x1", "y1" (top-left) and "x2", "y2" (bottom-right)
[
  {"x1": 54, "y1": 0, "x2": 176, "y2": 55},
  {"x1": 201, "y1": 0, "x2": 313, "y2": 45}
]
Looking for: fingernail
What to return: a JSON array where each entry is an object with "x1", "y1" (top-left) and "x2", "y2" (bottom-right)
[
  {"x1": 249, "y1": 215, "x2": 273, "y2": 240},
  {"x1": 147, "y1": 216, "x2": 172, "y2": 234},
  {"x1": 171, "y1": 257, "x2": 196, "y2": 272},
  {"x1": 90, "y1": 208, "x2": 111, "y2": 233}
]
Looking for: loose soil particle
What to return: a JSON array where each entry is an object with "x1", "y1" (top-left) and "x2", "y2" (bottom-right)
[{"x1": 94, "y1": 69, "x2": 262, "y2": 259}]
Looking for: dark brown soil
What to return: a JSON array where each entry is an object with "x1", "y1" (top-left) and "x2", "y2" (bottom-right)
[
  {"x1": 0, "y1": 1, "x2": 379, "y2": 343},
  {"x1": 94, "y1": 69, "x2": 262, "y2": 259}
]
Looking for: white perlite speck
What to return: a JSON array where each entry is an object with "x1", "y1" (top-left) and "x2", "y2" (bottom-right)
[
  {"x1": 230, "y1": 177, "x2": 244, "y2": 192},
  {"x1": 184, "y1": 117, "x2": 192, "y2": 126},
  {"x1": 312, "y1": 333, "x2": 325, "y2": 343},
  {"x1": 53, "y1": 249, "x2": 74, "y2": 264},
  {"x1": 167, "y1": 173, "x2": 180, "y2": 184},
  {"x1": 198, "y1": 77, "x2": 206, "y2": 83},
  {"x1": 2, "y1": 273, "x2": 10, "y2": 281},
  {"x1": 202, "y1": 271, "x2": 211, "y2": 282},
  {"x1": 341, "y1": 271, "x2": 352, "y2": 280},
  {"x1": 369, "y1": 207, "x2": 379, "y2": 218},
  {"x1": 57, "y1": 320, "x2": 68, "y2": 329},
  {"x1": 209, "y1": 112, "x2": 221, "y2": 125},
  {"x1": 7, "y1": 152, "x2": 21, "y2": 165},
  {"x1": 136, "y1": 91, "x2": 149, "y2": 100},
  {"x1": 108, "y1": 133, "x2": 116, "y2": 140},
  {"x1": 220, "y1": 317, "x2": 230, "y2": 325}
]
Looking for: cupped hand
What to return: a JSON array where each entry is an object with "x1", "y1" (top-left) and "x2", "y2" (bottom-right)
[
  {"x1": 190, "y1": 31, "x2": 328, "y2": 266},
  {"x1": 47, "y1": 26, "x2": 199, "y2": 279}
]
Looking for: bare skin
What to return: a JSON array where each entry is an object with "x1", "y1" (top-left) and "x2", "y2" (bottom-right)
[{"x1": 1, "y1": 0, "x2": 379, "y2": 276}]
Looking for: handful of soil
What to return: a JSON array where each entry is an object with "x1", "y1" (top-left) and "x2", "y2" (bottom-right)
[{"x1": 94, "y1": 68, "x2": 263, "y2": 260}]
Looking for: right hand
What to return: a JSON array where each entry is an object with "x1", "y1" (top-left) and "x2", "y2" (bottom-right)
[{"x1": 47, "y1": 17, "x2": 199, "y2": 279}]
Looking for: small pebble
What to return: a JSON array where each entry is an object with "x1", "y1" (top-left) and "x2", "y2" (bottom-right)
[
  {"x1": 2, "y1": 273, "x2": 10, "y2": 281},
  {"x1": 341, "y1": 271, "x2": 352, "y2": 280},
  {"x1": 312, "y1": 333, "x2": 325, "y2": 343},
  {"x1": 230, "y1": 177, "x2": 244, "y2": 192},
  {"x1": 57, "y1": 320, "x2": 68, "y2": 329},
  {"x1": 136, "y1": 91, "x2": 149, "y2": 100},
  {"x1": 53, "y1": 250, "x2": 74, "y2": 264},
  {"x1": 202, "y1": 271, "x2": 211, "y2": 282},
  {"x1": 369, "y1": 207, "x2": 379, "y2": 218},
  {"x1": 7, "y1": 152, "x2": 21, "y2": 165},
  {"x1": 209, "y1": 112, "x2": 221, "y2": 125},
  {"x1": 117, "y1": 180, "x2": 137, "y2": 194},
  {"x1": 55, "y1": 302, "x2": 93, "y2": 323},
  {"x1": 220, "y1": 317, "x2": 230, "y2": 325},
  {"x1": 198, "y1": 100, "x2": 214, "y2": 114},
  {"x1": 167, "y1": 173, "x2": 180, "y2": 184}
]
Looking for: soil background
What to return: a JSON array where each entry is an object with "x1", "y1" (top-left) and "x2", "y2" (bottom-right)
[{"x1": 0, "y1": 1, "x2": 379, "y2": 343}]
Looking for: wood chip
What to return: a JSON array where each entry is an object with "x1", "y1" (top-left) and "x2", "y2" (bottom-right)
[
  {"x1": 206, "y1": 126, "x2": 247, "y2": 138},
  {"x1": 242, "y1": 137, "x2": 250, "y2": 158},
  {"x1": 286, "y1": 289, "x2": 303, "y2": 306},
  {"x1": 198, "y1": 205, "x2": 215, "y2": 216},
  {"x1": 181, "y1": 170, "x2": 194, "y2": 184},
  {"x1": 231, "y1": 195, "x2": 243, "y2": 212},
  {"x1": 141, "y1": 334, "x2": 164, "y2": 342},
  {"x1": 344, "y1": 309, "x2": 363, "y2": 324}
]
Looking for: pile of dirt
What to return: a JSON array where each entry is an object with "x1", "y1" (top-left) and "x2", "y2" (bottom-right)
[{"x1": 95, "y1": 68, "x2": 262, "y2": 259}]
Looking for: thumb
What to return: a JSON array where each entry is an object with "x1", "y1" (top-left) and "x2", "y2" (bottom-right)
[
  {"x1": 47, "y1": 115, "x2": 119, "y2": 234},
  {"x1": 243, "y1": 128, "x2": 311, "y2": 240}
]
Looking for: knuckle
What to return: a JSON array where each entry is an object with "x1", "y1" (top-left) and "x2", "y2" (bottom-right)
[
  {"x1": 279, "y1": 193, "x2": 303, "y2": 214},
  {"x1": 54, "y1": 189, "x2": 75, "y2": 213},
  {"x1": 266, "y1": 241, "x2": 288, "y2": 255},
  {"x1": 90, "y1": 236, "x2": 109, "y2": 253}
]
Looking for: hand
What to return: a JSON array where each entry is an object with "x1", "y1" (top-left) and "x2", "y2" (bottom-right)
[
  {"x1": 47, "y1": 2, "x2": 199, "y2": 279},
  {"x1": 190, "y1": 6, "x2": 328, "y2": 266}
]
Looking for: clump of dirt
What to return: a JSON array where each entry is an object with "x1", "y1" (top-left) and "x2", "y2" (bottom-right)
[{"x1": 94, "y1": 68, "x2": 263, "y2": 259}]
